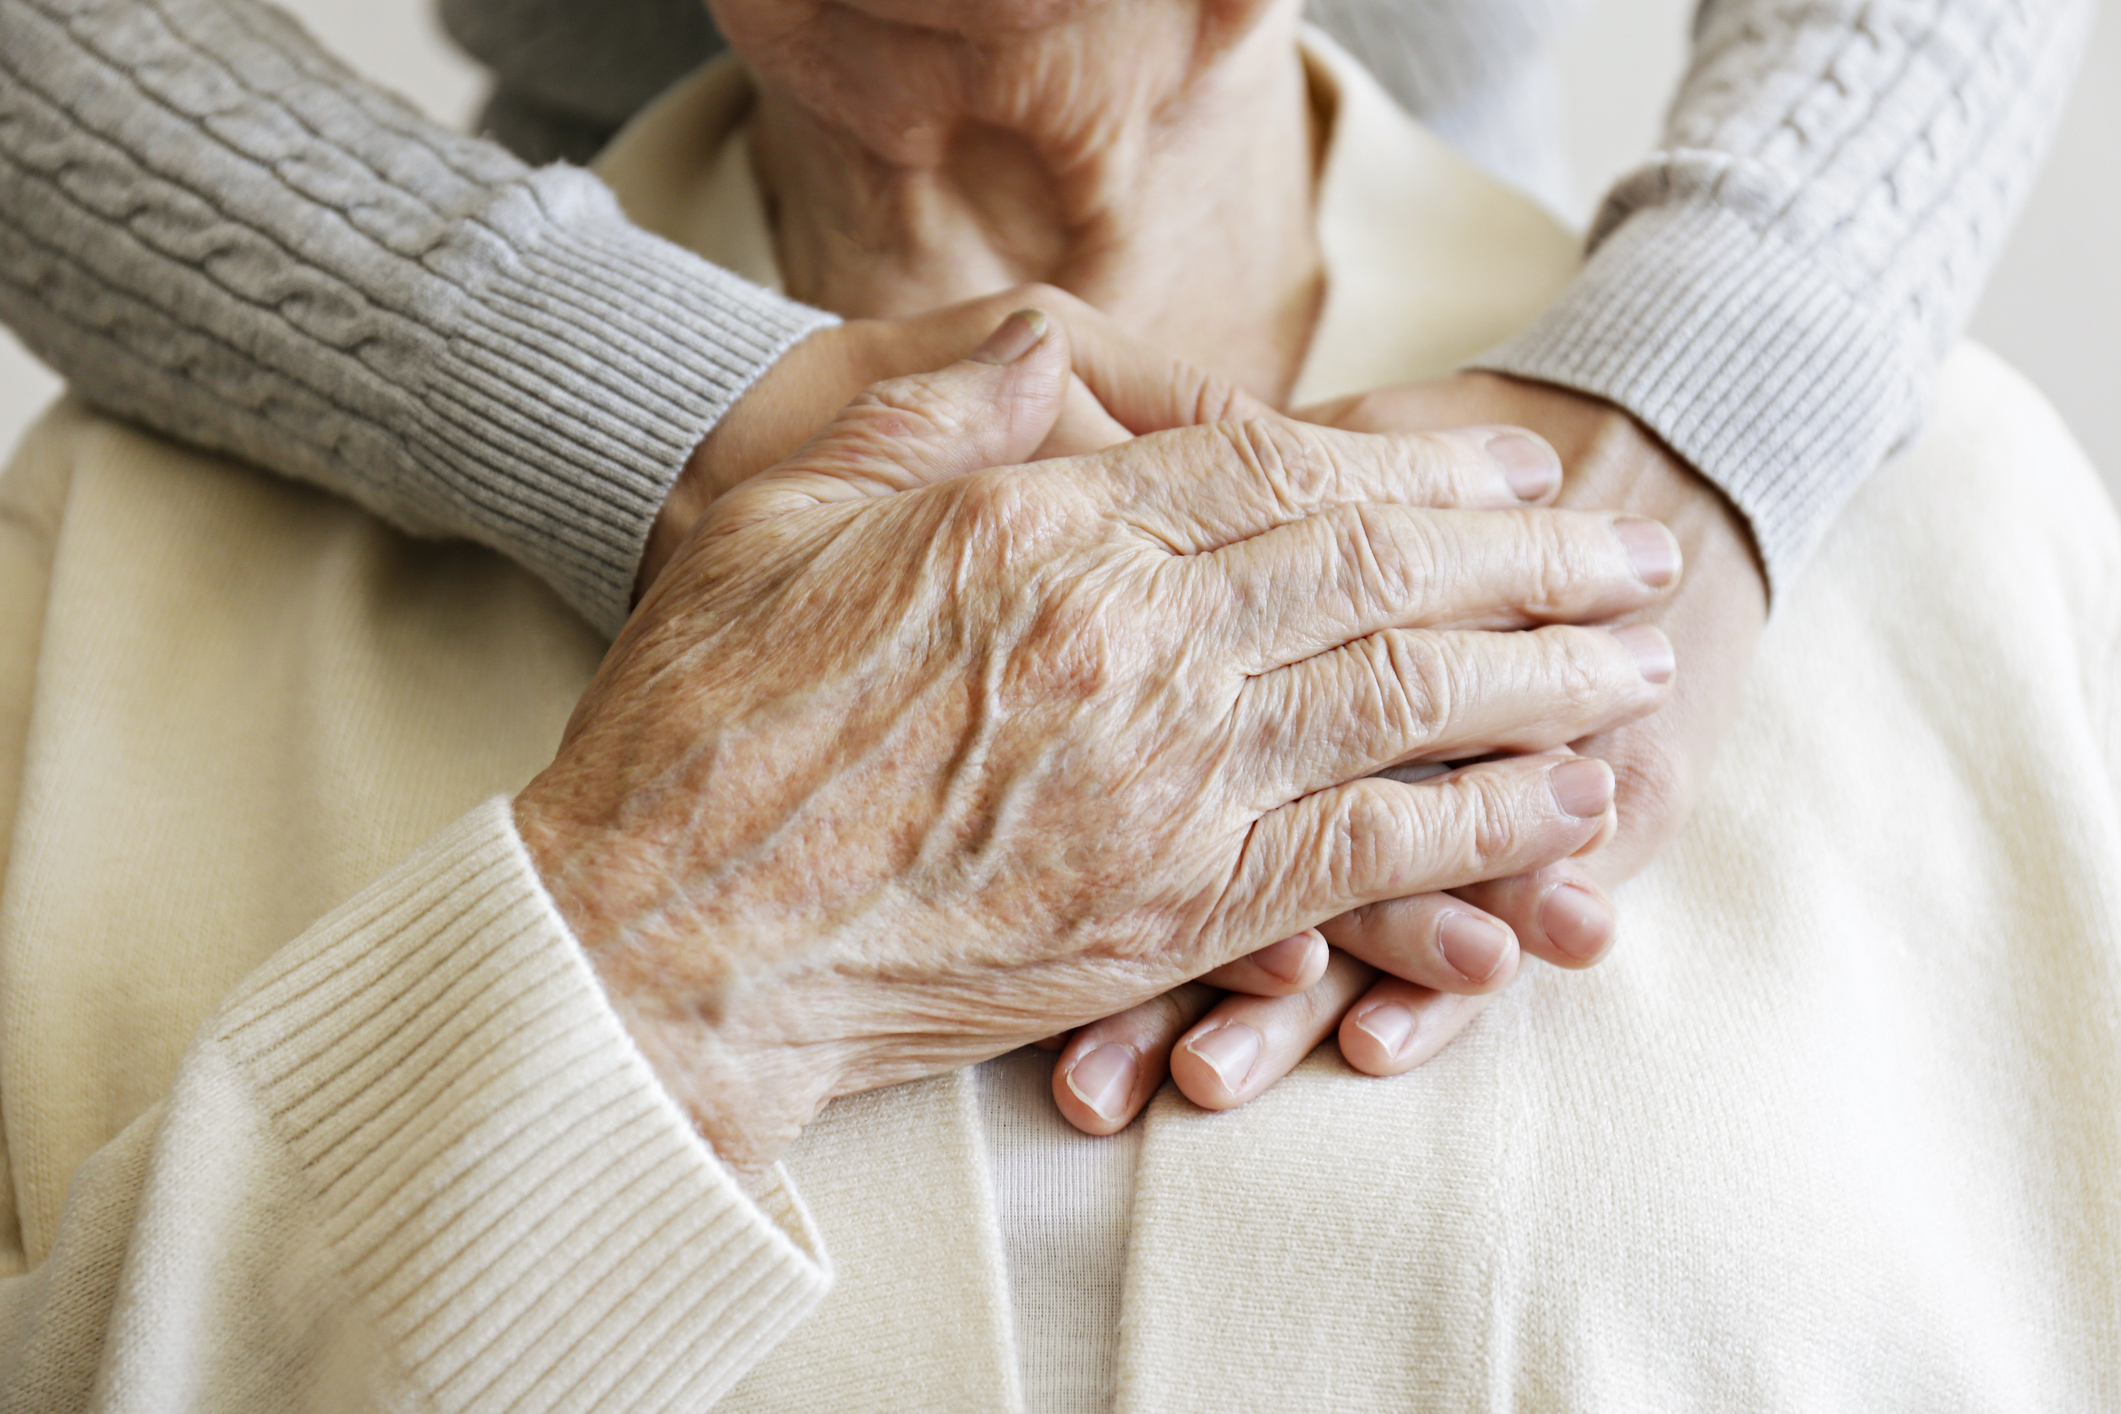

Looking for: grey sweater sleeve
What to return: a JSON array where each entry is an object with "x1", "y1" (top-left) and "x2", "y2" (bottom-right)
[
  {"x1": 0, "y1": 0, "x2": 835, "y2": 637},
  {"x1": 1472, "y1": 0, "x2": 2095, "y2": 594},
  {"x1": 1, "y1": 0, "x2": 2093, "y2": 622}
]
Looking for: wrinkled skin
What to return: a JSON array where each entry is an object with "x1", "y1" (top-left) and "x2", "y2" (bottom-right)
[
  {"x1": 519, "y1": 319, "x2": 1679, "y2": 1173},
  {"x1": 641, "y1": 287, "x2": 1748, "y2": 1135},
  {"x1": 641, "y1": 285, "x2": 1228, "y2": 590},
  {"x1": 1044, "y1": 371, "x2": 1768, "y2": 1132},
  {"x1": 1312, "y1": 372, "x2": 1768, "y2": 887}
]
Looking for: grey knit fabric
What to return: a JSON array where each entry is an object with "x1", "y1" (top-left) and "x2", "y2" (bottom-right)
[
  {"x1": 0, "y1": 0, "x2": 832, "y2": 635},
  {"x1": 0, "y1": 0, "x2": 2093, "y2": 628},
  {"x1": 1477, "y1": 0, "x2": 2096, "y2": 588}
]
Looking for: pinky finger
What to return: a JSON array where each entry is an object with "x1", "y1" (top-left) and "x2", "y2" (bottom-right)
[{"x1": 1338, "y1": 980, "x2": 1493, "y2": 1076}]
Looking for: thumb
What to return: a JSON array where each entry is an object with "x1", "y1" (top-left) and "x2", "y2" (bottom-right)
[{"x1": 732, "y1": 309, "x2": 1070, "y2": 514}]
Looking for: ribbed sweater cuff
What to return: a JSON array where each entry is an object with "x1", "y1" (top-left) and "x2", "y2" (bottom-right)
[
  {"x1": 214, "y1": 798, "x2": 831, "y2": 1411},
  {"x1": 1473, "y1": 201, "x2": 1923, "y2": 600},
  {"x1": 426, "y1": 169, "x2": 837, "y2": 637}
]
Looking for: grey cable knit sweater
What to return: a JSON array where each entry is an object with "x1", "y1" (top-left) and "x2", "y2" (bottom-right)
[{"x1": 0, "y1": 0, "x2": 2092, "y2": 634}]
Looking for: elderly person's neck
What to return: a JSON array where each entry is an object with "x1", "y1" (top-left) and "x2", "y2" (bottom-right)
[{"x1": 735, "y1": 0, "x2": 1323, "y2": 403}]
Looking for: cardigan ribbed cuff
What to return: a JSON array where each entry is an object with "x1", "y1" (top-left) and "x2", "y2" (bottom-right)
[
  {"x1": 420, "y1": 168, "x2": 837, "y2": 637},
  {"x1": 214, "y1": 798, "x2": 832, "y2": 1412},
  {"x1": 1474, "y1": 200, "x2": 1925, "y2": 601}
]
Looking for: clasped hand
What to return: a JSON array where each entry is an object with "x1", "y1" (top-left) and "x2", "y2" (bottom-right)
[{"x1": 518, "y1": 310, "x2": 1680, "y2": 1174}]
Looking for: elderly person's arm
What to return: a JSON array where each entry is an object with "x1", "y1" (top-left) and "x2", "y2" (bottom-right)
[{"x1": 0, "y1": 323, "x2": 1676, "y2": 1406}]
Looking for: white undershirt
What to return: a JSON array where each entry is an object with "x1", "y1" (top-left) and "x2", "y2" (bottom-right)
[{"x1": 976, "y1": 1049, "x2": 1142, "y2": 1414}]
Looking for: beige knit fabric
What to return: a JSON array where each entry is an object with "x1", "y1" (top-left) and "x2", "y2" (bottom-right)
[
  {"x1": 0, "y1": 417, "x2": 832, "y2": 1411},
  {"x1": 1, "y1": 34, "x2": 2118, "y2": 1414}
]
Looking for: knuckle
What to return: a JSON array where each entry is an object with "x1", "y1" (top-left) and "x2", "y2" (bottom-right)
[
  {"x1": 948, "y1": 465, "x2": 1032, "y2": 533},
  {"x1": 1546, "y1": 627, "x2": 1616, "y2": 712},
  {"x1": 1369, "y1": 631, "x2": 1453, "y2": 750},
  {"x1": 1324, "y1": 782, "x2": 1413, "y2": 895},
  {"x1": 1331, "y1": 504, "x2": 1435, "y2": 616},
  {"x1": 1519, "y1": 512, "x2": 1588, "y2": 618},
  {"x1": 855, "y1": 370, "x2": 972, "y2": 441},
  {"x1": 1458, "y1": 770, "x2": 1525, "y2": 873},
  {"x1": 936, "y1": 470, "x2": 1075, "y2": 599},
  {"x1": 1327, "y1": 503, "x2": 1384, "y2": 608},
  {"x1": 1225, "y1": 417, "x2": 1333, "y2": 509},
  {"x1": 1010, "y1": 571, "x2": 1125, "y2": 704},
  {"x1": 1186, "y1": 369, "x2": 1254, "y2": 426},
  {"x1": 1403, "y1": 431, "x2": 1479, "y2": 503}
]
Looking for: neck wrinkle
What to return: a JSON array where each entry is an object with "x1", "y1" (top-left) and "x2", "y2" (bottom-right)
[{"x1": 746, "y1": 3, "x2": 1326, "y2": 404}]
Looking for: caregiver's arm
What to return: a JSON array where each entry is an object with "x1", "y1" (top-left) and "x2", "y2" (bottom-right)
[
  {"x1": 0, "y1": 320, "x2": 1672, "y2": 1407},
  {"x1": 0, "y1": 0, "x2": 830, "y2": 638},
  {"x1": 1351, "y1": 0, "x2": 2094, "y2": 936},
  {"x1": 1483, "y1": 0, "x2": 2094, "y2": 589},
  {"x1": 0, "y1": 1, "x2": 1228, "y2": 639}
]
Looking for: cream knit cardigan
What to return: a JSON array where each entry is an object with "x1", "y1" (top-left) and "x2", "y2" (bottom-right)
[{"x1": 0, "y1": 36, "x2": 2116, "y2": 1413}]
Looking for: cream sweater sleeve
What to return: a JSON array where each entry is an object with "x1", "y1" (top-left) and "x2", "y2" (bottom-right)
[
  {"x1": 0, "y1": 799, "x2": 834, "y2": 1412},
  {"x1": 0, "y1": 367, "x2": 832, "y2": 1405},
  {"x1": 0, "y1": 0, "x2": 836, "y2": 639},
  {"x1": 1475, "y1": 0, "x2": 2095, "y2": 593},
  {"x1": 0, "y1": 801, "x2": 835, "y2": 1407}
]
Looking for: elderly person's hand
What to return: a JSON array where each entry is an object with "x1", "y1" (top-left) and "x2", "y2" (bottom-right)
[
  {"x1": 641, "y1": 285, "x2": 1218, "y2": 592},
  {"x1": 1043, "y1": 371, "x2": 1760, "y2": 1132},
  {"x1": 516, "y1": 315, "x2": 1682, "y2": 1174},
  {"x1": 1313, "y1": 371, "x2": 1768, "y2": 875}
]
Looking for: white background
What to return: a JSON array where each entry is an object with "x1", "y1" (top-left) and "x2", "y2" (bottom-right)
[{"x1": 3, "y1": 0, "x2": 2114, "y2": 492}]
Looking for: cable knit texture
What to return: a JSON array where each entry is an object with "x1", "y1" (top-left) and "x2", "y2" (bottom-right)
[
  {"x1": 0, "y1": 0, "x2": 2092, "y2": 616},
  {"x1": 1477, "y1": 0, "x2": 2094, "y2": 590},
  {"x1": 0, "y1": 0, "x2": 835, "y2": 636}
]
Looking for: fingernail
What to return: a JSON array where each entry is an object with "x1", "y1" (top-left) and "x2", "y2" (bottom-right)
[
  {"x1": 1609, "y1": 623, "x2": 1675, "y2": 684},
  {"x1": 1540, "y1": 882, "x2": 1615, "y2": 962},
  {"x1": 1184, "y1": 1023, "x2": 1262, "y2": 1092},
  {"x1": 1252, "y1": 931, "x2": 1320, "y2": 984},
  {"x1": 1613, "y1": 517, "x2": 1678, "y2": 587},
  {"x1": 1437, "y1": 910, "x2": 1512, "y2": 983},
  {"x1": 1487, "y1": 433, "x2": 1559, "y2": 500},
  {"x1": 1064, "y1": 1043, "x2": 1135, "y2": 1123},
  {"x1": 969, "y1": 308, "x2": 1049, "y2": 365},
  {"x1": 1353, "y1": 1002, "x2": 1416, "y2": 1057},
  {"x1": 1548, "y1": 757, "x2": 1614, "y2": 818}
]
